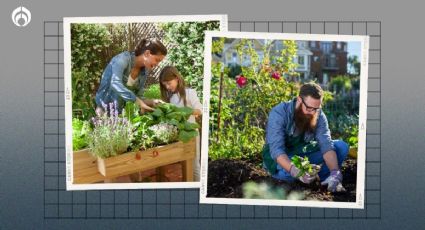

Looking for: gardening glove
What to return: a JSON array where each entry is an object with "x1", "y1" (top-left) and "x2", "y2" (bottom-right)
[
  {"x1": 321, "y1": 170, "x2": 345, "y2": 192},
  {"x1": 289, "y1": 165, "x2": 316, "y2": 184},
  {"x1": 136, "y1": 97, "x2": 154, "y2": 114}
]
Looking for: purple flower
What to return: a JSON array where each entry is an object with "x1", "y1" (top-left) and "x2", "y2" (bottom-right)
[
  {"x1": 114, "y1": 101, "x2": 119, "y2": 118},
  {"x1": 101, "y1": 101, "x2": 108, "y2": 112}
]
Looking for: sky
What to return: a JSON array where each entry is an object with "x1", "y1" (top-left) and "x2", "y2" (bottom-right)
[{"x1": 347, "y1": 41, "x2": 361, "y2": 59}]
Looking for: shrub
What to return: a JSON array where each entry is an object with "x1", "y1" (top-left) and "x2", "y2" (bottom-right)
[{"x1": 209, "y1": 39, "x2": 300, "y2": 160}]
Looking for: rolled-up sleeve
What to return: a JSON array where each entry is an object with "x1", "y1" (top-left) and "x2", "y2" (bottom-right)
[
  {"x1": 315, "y1": 111, "x2": 335, "y2": 154},
  {"x1": 110, "y1": 57, "x2": 137, "y2": 102},
  {"x1": 266, "y1": 104, "x2": 288, "y2": 160}
]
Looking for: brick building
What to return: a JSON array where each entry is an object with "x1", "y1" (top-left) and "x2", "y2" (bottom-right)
[{"x1": 308, "y1": 41, "x2": 348, "y2": 89}]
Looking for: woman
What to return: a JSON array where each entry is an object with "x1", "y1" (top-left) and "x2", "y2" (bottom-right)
[{"x1": 95, "y1": 38, "x2": 167, "y2": 114}]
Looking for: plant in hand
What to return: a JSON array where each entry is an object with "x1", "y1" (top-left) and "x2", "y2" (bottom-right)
[
  {"x1": 291, "y1": 155, "x2": 321, "y2": 177},
  {"x1": 88, "y1": 101, "x2": 133, "y2": 159}
]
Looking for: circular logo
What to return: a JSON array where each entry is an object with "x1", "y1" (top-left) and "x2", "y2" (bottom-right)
[{"x1": 12, "y1": 6, "x2": 31, "y2": 27}]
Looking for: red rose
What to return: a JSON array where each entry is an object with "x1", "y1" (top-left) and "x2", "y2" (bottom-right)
[
  {"x1": 271, "y1": 71, "x2": 281, "y2": 80},
  {"x1": 236, "y1": 75, "x2": 247, "y2": 87}
]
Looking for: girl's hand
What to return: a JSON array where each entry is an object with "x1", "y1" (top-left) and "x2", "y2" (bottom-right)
[{"x1": 136, "y1": 97, "x2": 154, "y2": 114}]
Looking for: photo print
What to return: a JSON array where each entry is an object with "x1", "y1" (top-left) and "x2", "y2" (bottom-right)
[
  {"x1": 200, "y1": 31, "x2": 368, "y2": 209},
  {"x1": 64, "y1": 15, "x2": 227, "y2": 190}
]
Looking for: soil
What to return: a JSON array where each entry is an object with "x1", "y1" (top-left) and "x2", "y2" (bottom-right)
[{"x1": 207, "y1": 158, "x2": 357, "y2": 202}]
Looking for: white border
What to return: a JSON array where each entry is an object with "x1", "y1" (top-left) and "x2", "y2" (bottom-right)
[
  {"x1": 64, "y1": 15, "x2": 228, "y2": 191},
  {"x1": 200, "y1": 31, "x2": 369, "y2": 209}
]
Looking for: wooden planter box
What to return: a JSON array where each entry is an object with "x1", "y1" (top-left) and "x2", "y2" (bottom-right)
[{"x1": 73, "y1": 138, "x2": 196, "y2": 183}]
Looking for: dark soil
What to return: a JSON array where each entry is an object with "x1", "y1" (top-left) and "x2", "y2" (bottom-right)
[{"x1": 207, "y1": 158, "x2": 357, "y2": 202}]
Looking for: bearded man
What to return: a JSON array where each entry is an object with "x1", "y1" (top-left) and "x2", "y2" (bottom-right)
[{"x1": 263, "y1": 82, "x2": 349, "y2": 192}]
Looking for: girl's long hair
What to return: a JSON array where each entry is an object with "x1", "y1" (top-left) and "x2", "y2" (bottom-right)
[{"x1": 159, "y1": 66, "x2": 187, "y2": 106}]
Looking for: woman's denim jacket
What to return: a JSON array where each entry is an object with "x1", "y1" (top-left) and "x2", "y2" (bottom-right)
[{"x1": 95, "y1": 51, "x2": 147, "y2": 109}]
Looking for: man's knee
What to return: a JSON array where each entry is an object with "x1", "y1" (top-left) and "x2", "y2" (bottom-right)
[{"x1": 333, "y1": 140, "x2": 349, "y2": 161}]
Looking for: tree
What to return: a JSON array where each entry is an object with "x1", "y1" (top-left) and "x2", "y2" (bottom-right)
[{"x1": 348, "y1": 55, "x2": 360, "y2": 76}]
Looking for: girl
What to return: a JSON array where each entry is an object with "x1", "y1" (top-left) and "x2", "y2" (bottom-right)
[
  {"x1": 95, "y1": 38, "x2": 167, "y2": 115},
  {"x1": 159, "y1": 66, "x2": 202, "y2": 181}
]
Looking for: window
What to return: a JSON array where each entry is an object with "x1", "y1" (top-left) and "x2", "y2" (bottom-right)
[
  {"x1": 337, "y1": 42, "x2": 341, "y2": 49},
  {"x1": 321, "y1": 42, "x2": 332, "y2": 53},
  {"x1": 330, "y1": 54, "x2": 336, "y2": 67},
  {"x1": 310, "y1": 41, "x2": 316, "y2": 48},
  {"x1": 313, "y1": 56, "x2": 319, "y2": 62},
  {"x1": 298, "y1": 56, "x2": 305, "y2": 65},
  {"x1": 232, "y1": 52, "x2": 237, "y2": 63}
]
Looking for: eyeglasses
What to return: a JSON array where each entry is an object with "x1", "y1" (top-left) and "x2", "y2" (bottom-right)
[{"x1": 301, "y1": 97, "x2": 321, "y2": 112}]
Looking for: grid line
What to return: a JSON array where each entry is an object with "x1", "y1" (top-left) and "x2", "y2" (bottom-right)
[{"x1": 44, "y1": 20, "x2": 381, "y2": 220}]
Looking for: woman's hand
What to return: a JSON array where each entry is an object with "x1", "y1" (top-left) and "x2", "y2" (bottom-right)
[
  {"x1": 152, "y1": 99, "x2": 165, "y2": 107},
  {"x1": 142, "y1": 99, "x2": 165, "y2": 107},
  {"x1": 136, "y1": 97, "x2": 154, "y2": 114}
]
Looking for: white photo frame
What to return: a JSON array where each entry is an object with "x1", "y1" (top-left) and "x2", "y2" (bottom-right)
[
  {"x1": 200, "y1": 31, "x2": 369, "y2": 209},
  {"x1": 64, "y1": 15, "x2": 228, "y2": 191}
]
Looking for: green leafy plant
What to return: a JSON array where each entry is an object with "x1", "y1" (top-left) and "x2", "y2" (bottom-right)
[
  {"x1": 123, "y1": 102, "x2": 199, "y2": 151},
  {"x1": 243, "y1": 181, "x2": 305, "y2": 200},
  {"x1": 148, "y1": 122, "x2": 179, "y2": 145},
  {"x1": 72, "y1": 118, "x2": 91, "y2": 151},
  {"x1": 143, "y1": 84, "x2": 161, "y2": 99},
  {"x1": 348, "y1": 125, "x2": 359, "y2": 148},
  {"x1": 290, "y1": 155, "x2": 320, "y2": 177},
  {"x1": 148, "y1": 103, "x2": 199, "y2": 143}
]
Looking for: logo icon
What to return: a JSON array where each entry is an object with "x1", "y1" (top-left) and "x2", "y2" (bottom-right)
[{"x1": 12, "y1": 6, "x2": 31, "y2": 27}]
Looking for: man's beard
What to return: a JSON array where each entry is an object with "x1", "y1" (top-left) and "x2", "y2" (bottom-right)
[{"x1": 294, "y1": 106, "x2": 318, "y2": 134}]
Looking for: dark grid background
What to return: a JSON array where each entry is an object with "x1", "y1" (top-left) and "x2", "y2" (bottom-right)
[{"x1": 44, "y1": 20, "x2": 381, "y2": 219}]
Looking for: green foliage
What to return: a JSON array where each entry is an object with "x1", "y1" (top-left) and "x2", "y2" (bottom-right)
[
  {"x1": 347, "y1": 125, "x2": 359, "y2": 148},
  {"x1": 72, "y1": 118, "x2": 91, "y2": 151},
  {"x1": 71, "y1": 24, "x2": 113, "y2": 119},
  {"x1": 209, "y1": 38, "x2": 300, "y2": 160},
  {"x1": 148, "y1": 123, "x2": 179, "y2": 145},
  {"x1": 143, "y1": 84, "x2": 161, "y2": 99},
  {"x1": 348, "y1": 55, "x2": 360, "y2": 75},
  {"x1": 228, "y1": 64, "x2": 242, "y2": 79},
  {"x1": 329, "y1": 75, "x2": 353, "y2": 94},
  {"x1": 291, "y1": 155, "x2": 313, "y2": 177},
  {"x1": 124, "y1": 102, "x2": 199, "y2": 151},
  {"x1": 148, "y1": 103, "x2": 199, "y2": 143},
  {"x1": 160, "y1": 21, "x2": 220, "y2": 99},
  {"x1": 243, "y1": 181, "x2": 305, "y2": 200},
  {"x1": 326, "y1": 113, "x2": 359, "y2": 149}
]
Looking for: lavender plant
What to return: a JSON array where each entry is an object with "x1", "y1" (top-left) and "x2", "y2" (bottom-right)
[{"x1": 88, "y1": 101, "x2": 133, "y2": 159}]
